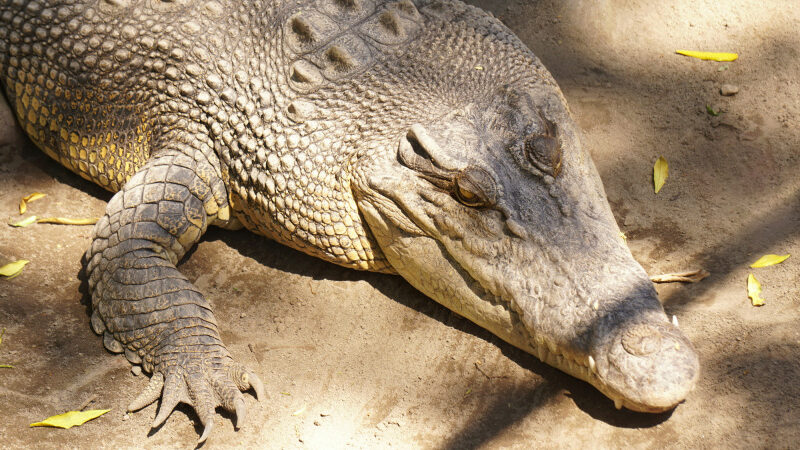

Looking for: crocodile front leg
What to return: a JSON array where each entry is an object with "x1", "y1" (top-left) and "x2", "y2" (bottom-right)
[{"x1": 84, "y1": 148, "x2": 264, "y2": 443}]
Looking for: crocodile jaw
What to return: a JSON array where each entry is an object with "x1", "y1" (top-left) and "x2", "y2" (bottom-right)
[
  {"x1": 356, "y1": 177, "x2": 699, "y2": 412},
  {"x1": 352, "y1": 103, "x2": 699, "y2": 412}
]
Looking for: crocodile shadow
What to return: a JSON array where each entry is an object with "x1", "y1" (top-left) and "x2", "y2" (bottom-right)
[{"x1": 212, "y1": 227, "x2": 675, "y2": 431}]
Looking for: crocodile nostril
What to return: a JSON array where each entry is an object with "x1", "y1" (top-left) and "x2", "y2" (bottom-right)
[{"x1": 621, "y1": 324, "x2": 662, "y2": 356}]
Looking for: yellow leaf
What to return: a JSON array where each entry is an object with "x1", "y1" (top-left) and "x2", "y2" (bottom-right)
[
  {"x1": 747, "y1": 273, "x2": 765, "y2": 306},
  {"x1": 37, "y1": 217, "x2": 98, "y2": 225},
  {"x1": 292, "y1": 404, "x2": 307, "y2": 416},
  {"x1": 19, "y1": 192, "x2": 46, "y2": 215},
  {"x1": 9, "y1": 216, "x2": 37, "y2": 227},
  {"x1": 653, "y1": 156, "x2": 668, "y2": 193},
  {"x1": 676, "y1": 50, "x2": 738, "y2": 61},
  {"x1": 0, "y1": 260, "x2": 29, "y2": 278},
  {"x1": 750, "y1": 254, "x2": 790, "y2": 268},
  {"x1": 30, "y1": 409, "x2": 110, "y2": 429}
]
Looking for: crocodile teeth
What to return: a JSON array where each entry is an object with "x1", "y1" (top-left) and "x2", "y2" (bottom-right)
[
  {"x1": 672, "y1": 314, "x2": 679, "y2": 327},
  {"x1": 614, "y1": 397, "x2": 623, "y2": 410},
  {"x1": 588, "y1": 355, "x2": 596, "y2": 373}
]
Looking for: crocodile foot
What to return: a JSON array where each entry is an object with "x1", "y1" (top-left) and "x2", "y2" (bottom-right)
[{"x1": 127, "y1": 353, "x2": 265, "y2": 444}]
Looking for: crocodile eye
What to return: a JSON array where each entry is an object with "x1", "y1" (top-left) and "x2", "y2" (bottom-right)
[
  {"x1": 454, "y1": 166, "x2": 496, "y2": 208},
  {"x1": 456, "y1": 184, "x2": 478, "y2": 203},
  {"x1": 524, "y1": 115, "x2": 562, "y2": 177}
]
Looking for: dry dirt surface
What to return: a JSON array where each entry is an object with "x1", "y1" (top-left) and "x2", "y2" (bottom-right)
[{"x1": 1, "y1": 1, "x2": 799, "y2": 448}]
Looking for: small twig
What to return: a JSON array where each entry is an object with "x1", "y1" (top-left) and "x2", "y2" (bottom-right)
[
  {"x1": 650, "y1": 269, "x2": 710, "y2": 283},
  {"x1": 474, "y1": 360, "x2": 509, "y2": 380},
  {"x1": 78, "y1": 394, "x2": 97, "y2": 411}
]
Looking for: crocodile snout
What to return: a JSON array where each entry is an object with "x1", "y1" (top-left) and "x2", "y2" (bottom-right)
[
  {"x1": 598, "y1": 317, "x2": 700, "y2": 413},
  {"x1": 621, "y1": 323, "x2": 662, "y2": 356}
]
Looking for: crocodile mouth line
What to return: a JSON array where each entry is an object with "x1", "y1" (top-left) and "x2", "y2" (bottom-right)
[
  {"x1": 460, "y1": 270, "x2": 616, "y2": 405},
  {"x1": 374, "y1": 184, "x2": 670, "y2": 413},
  {"x1": 462, "y1": 269, "x2": 673, "y2": 413}
]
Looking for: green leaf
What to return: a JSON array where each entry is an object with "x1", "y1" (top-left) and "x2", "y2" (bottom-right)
[
  {"x1": 30, "y1": 410, "x2": 111, "y2": 429},
  {"x1": 653, "y1": 156, "x2": 669, "y2": 193},
  {"x1": 9, "y1": 215, "x2": 37, "y2": 227},
  {"x1": 750, "y1": 254, "x2": 790, "y2": 268},
  {"x1": 0, "y1": 260, "x2": 29, "y2": 278},
  {"x1": 706, "y1": 104, "x2": 719, "y2": 116},
  {"x1": 0, "y1": 364, "x2": 12, "y2": 369},
  {"x1": 747, "y1": 274, "x2": 765, "y2": 306}
]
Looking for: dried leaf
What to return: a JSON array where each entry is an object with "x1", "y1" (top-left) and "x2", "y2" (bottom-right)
[
  {"x1": 19, "y1": 192, "x2": 46, "y2": 215},
  {"x1": 747, "y1": 273, "x2": 765, "y2": 306},
  {"x1": 30, "y1": 409, "x2": 110, "y2": 429},
  {"x1": 750, "y1": 254, "x2": 790, "y2": 268},
  {"x1": 0, "y1": 328, "x2": 9, "y2": 368},
  {"x1": 37, "y1": 217, "x2": 98, "y2": 225},
  {"x1": 653, "y1": 156, "x2": 668, "y2": 193},
  {"x1": 9, "y1": 215, "x2": 37, "y2": 228},
  {"x1": 676, "y1": 50, "x2": 738, "y2": 61},
  {"x1": 618, "y1": 231, "x2": 627, "y2": 242},
  {"x1": 650, "y1": 269, "x2": 710, "y2": 283},
  {"x1": 0, "y1": 259, "x2": 29, "y2": 278},
  {"x1": 706, "y1": 104, "x2": 719, "y2": 116}
]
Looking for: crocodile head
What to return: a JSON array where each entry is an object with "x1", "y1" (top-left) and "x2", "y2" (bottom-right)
[{"x1": 352, "y1": 83, "x2": 699, "y2": 412}]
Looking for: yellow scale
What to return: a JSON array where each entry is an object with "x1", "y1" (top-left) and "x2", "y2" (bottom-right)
[{"x1": 10, "y1": 70, "x2": 151, "y2": 193}]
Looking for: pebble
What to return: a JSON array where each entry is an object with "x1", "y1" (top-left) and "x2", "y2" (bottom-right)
[
  {"x1": 122, "y1": 414, "x2": 130, "y2": 421},
  {"x1": 131, "y1": 365, "x2": 142, "y2": 376},
  {"x1": 720, "y1": 84, "x2": 739, "y2": 96},
  {"x1": 240, "y1": 312, "x2": 247, "y2": 318}
]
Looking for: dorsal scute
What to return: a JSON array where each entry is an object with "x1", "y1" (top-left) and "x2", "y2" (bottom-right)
[{"x1": 283, "y1": 0, "x2": 423, "y2": 93}]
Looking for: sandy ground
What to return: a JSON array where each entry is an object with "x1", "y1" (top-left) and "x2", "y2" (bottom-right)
[{"x1": 2, "y1": 0, "x2": 800, "y2": 448}]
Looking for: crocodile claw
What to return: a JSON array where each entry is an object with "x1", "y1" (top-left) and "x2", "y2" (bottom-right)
[
  {"x1": 123, "y1": 351, "x2": 261, "y2": 442},
  {"x1": 244, "y1": 370, "x2": 265, "y2": 401},
  {"x1": 198, "y1": 418, "x2": 214, "y2": 445},
  {"x1": 234, "y1": 397, "x2": 246, "y2": 429},
  {"x1": 128, "y1": 372, "x2": 164, "y2": 412},
  {"x1": 152, "y1": 372, "x2": 188, "y2": 428}
]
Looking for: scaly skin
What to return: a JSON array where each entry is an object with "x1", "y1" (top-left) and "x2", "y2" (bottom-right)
[{"x1": 0, "y1": 0, "x2": 699, "y2": 442}]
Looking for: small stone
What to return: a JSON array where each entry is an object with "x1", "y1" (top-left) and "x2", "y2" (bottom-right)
[
  {"x1": 131, "y1": 365, "x2": 142, "y2": 376},
  {"x1": 720, "y1": 84, "x2": 739, "y2": 96},
  {"x1": 313, "y1": 420, "x2": 320, "y2": 426},
  {"x1": 240, "y1": 312, "x2": 247, "y2": 318},
  {"x1": 122, "y1": 414, "x2": 130, "y2": 421}
]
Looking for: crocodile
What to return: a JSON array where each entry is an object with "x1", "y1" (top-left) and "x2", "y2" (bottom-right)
[{"x1": 0, "y1": 0, "x2": 699, "y2": 442}]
